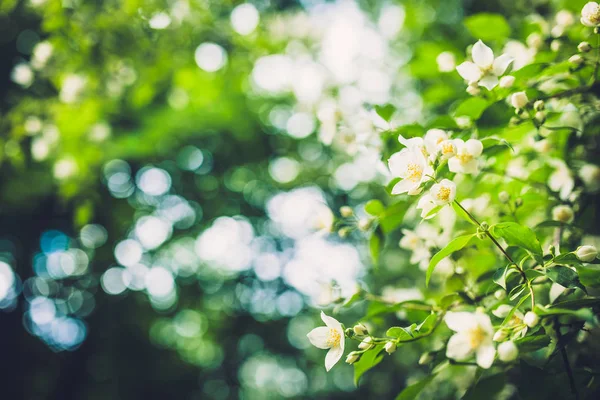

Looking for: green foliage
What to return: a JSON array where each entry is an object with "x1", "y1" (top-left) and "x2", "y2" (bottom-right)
[
  {"x1": 427, "y1": 234, "x2": 476, "y2": 285},
  {"x1": 465, "y1": 13, "x2": 511, "y2": 41}
]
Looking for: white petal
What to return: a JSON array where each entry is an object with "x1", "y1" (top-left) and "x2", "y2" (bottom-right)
[
  {"x1": 321, "y1": 311, "x2": 343, "y2": 332},
  {"x1": 476, "y1": 342, "x2": 496, "y2": 369},
  {"x1": 446, "y1": 333, "x2": 474, "y2": 360},
  {"x1": 478, "y1": 75, "x2": 499, "y2": 90},
  {"x1": 492, "y1": 54, "x2": 513, "y2": 75},
  {"x1": 445, "y1": 311, "x2": 478, "y2": 332},
  {"x1": 448, "y1": 157, "x2": 461, "y2": 173},
  {"x1": 391, "y1": 179, "x2": 417, "y2": 195},
  {"x1": 324, "y1": 345, "x2": 343, "y2": 371},
  {"x1": 388, "y1": 150, "x2": 410, "y2": 177},
  {"x1": 472, "y1": 40, "x2": 494, "y2": 69},
  {"x1": 456, "y1": 61, "x2": 482, "y2": 82},
  {"x1": 474, "y1": 312, "x2": 494, "y2": 334},
  {"x1": 417, "y1": 194, "x2": 436, "y2": 219},
  {"x1": 465, "y1": 139, "x2": 483, "y2": 156},
  {"x1": 307, "y1": 326, "x2": 331, "y2": 349}
]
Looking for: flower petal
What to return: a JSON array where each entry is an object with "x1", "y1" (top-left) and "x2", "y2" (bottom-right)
[
  {"x1": 445, "y1": 311, "x2": 478, "y2": 332},
  {"x1": 307, "y1": 326, "x2": 331, "y2": 349},
  {"x1": 456, "y1": 61, "x2": 482, "y2": 82},
  {"x1": 324, "y1": 345, "x2": 343, "y2": 371},
  {"x1": 465, "y1": 139, "x2": 483, "y2": 157},
  {"x1": 478, "y1": 75, "x2": 499, "y2": 90},
  {"x1": 320, "y1": 311, "x2": 342, "y2": 331},
  {"x1": 446, "y1": 333, "x2": 473, "y2": 361},
  {"x1": 472, "y1": 40, "x2": 494, "y2": 69},
  {"x1": 492, "y1": 54, "x2": 513, "y2": 75},
  {"x1": 391, "y1": 179, "x2": 417, "y2": 195},
  {"x1": 476, "y1": 342, "x2": 496, "y2": 369}
]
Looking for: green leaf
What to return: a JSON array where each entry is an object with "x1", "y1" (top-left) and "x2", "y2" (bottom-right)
[
  {"x1": 514, "y1": 335, "x2": 551, "y2": 353},
  {"x1": 453, "y1": 97, "x2": 490, "y2": 120},
  {"x1": 370, "y1": 225, "x2": 384, "y2": 266},
  {"x1": 489, "y1": 222, "x2": 543, "y2": 264},
  {"x1": 366, "y1": 300, "x2": 431, "y2": 318},
  {"x1": 426, "y1": 234, "x2": 475, "y2": 286},
  {"x1": 354, "y1": 345, "x2": 385, "y2": 386},
  {"x1": 375, "y1": 104, "x2": 396, "y2": 122},
  {"x1": 535, "y1": 305, "x2": 594, "y2": 322},
  {"x1": 452, "y1": 202, "x2": 476, "y2": 226},
  {"x1": 423, "y1": 205, "x2": 443, "y2": 219},
  {"x1": 577, "y1": 264, "x2": 600, "y2": 288},
  {"x1": 462, "y1": 373, "x2": 506, "y2": 400},
  {"x1": 545, "y1": 266, "x2": 587, "y2": 293},
  {"x1": 553, "y1": 252, "x2": 580, "y2": 265},
  {"x1": 416, "y1": 313, "x2": 437, "y2": 334},
  {"x1": 492, "y1": 265, "x2": 510, "y2": 290},
  {"x1": 465, "y1": 13, "x2": 511, "y2": 41},
  {"x1": 480, "y1": 136, "x2": 514, "y2": 152},
  {"x1": 386, "y1": 326, "x2": 414, "y2": 340},
  {"x1": 379, "y1": 201, "x2": 409, "y2": 234},
  {"x1": 395, "y1": 375, "x2": 436, "y2": 400},
  {"x1": 365, "y1": 199, "x2": 385, "y2": 216}
]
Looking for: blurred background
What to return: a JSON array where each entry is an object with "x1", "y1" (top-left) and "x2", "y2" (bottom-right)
[{"x1": 0, "y1": 0, "x2": 587, "y2": 399}]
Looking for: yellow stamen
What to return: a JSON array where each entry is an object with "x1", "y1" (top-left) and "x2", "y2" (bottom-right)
[
  {"x1": 437, "y1": 186, "x2": 451, "y2": 202},
  {"x1": 407, "y1": 163, "x2": 423, "y2": 181},
  {"x1": 326, "y1": 328, "x2": 341, "y2": 347},
  {"x1": 467, "y1": 326, "x2": 486, "y2": 349}
]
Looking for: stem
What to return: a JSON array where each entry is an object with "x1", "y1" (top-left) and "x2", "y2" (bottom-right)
[
  {"x1": 556, "y1": 319, "x2": 579, "y2": 400},
  {"x1": 453, "y1": 200, "x2": 536, "y2": 309}
]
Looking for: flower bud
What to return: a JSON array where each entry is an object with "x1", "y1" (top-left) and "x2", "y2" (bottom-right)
[
  {"x1": 338, "y1": 227, "x2": 351, "y2": 238},
  {"x1": 384, "y1": 341, "x2": 397, "y2": 355},
  {"x1": 576, "y1": 245, "x2": 598, "y2": 262},
  {"x1": 514, "y1": 197, "x2": 523, "y2": 207},
  {"x1": 578, "y1": 41, "x2": 592, "y2": 52},
  {"x1": 499, "y1": 75, "x2": 515, "y2": 88},
  {"x1": 569, "y1": 54, "x2": 584, "y2": 66},
  {"x1": 492, "y1": 304, "x2": 513, "y2": 318},
  {"x1": 358, "y1": 336, "x2": 374, "y2": 350},
  {"x1": 579, "y1": 164, "x2": 600, "y2": 191},
  {"x1": 535, "y1": 111, "x2": 546, "y2": 124},
  {"x1": 527, "y1": 33, "x2": 543, "y2": 49},
  {"x1": 494, "y1": 289, "x2": 507, "y2": 300},
  {"x1": 533, "y1": 100, "x2": 545, "y2": 111},
  {"x1": 466, "y1": 82, "x2": 480, "y2": 96},
  {"x1": 353, "y1": 323, "x2": 368, "y2": 336},
  {"x1": 511, "y1": 92, "x2": 529, "y2": 109},
  {"x1": 345, "y1": 351, "x2": 361, "y2": 364},
  {"x1": 493, "y1": 329, "x2": 509, "y2": 342},
  {"x1": 418, "y1": 352, "x2": 434, "y2": 365},
  {"x1": 357, "y1": 218, "x2": 372, "y2": 231},
  {"x1": 340, "y1": 206, "x2": 353, "y2": 218},
  {"x1": 498, "y1": 191, "x2": 510, "y2": 203},
  {"x1": 436, "y1": 51, "x2": 456, "y2": 72},
  {"x1": 498, "y1": 341, "x2": 519, "y2": 362},
  {"x1": 552, "y1": 205, "x2": 574, "y2": 223},
  {"x1": 524, "y1": 311, "x2": 540, "y2": 328},
  {"x1": 551, "y1": 40, "x2": 562, "y2": 52}
]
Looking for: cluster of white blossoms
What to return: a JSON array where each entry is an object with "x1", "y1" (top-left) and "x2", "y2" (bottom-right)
[
  {"x1": 388, "y1": 129, "x2": 483, "y2": 219},
  {"x1": 581, "y1": 2, "x2": 600, "y2": 27}
]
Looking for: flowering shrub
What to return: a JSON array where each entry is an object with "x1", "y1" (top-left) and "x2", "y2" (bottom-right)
[{"x1": 307, "y1": 3, "x2": 600, "y2": 398}]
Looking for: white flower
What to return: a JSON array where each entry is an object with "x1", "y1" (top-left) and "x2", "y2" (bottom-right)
[
  {"x1": 416, "y1": 194, "x2": 437, "y2": 220},
  {"x1": 438, "y1": 140, "x2": 457, "y2": 160},
  {"x1": 437, "y1": 51, "x2": 456, "y2": 72},
  {"x1": 552, "y1": 205, "x2": 574, "y2": 223},
  {"x1": 498, "y1": 341, "x2": 519, "y2": 362},
  {"x1": 499, "y1": 75, "x2": 515, "y2": 88},
  {"x1": 581, "y1": 2, "x2": 600, "y2": 26},
  {"x1": 445, "y1": 311, "x2": 496, "y2": 369},
  {"x1": 523, "y1": 311, "x2": 540, "y2": 328},
  {"x1": 388, "y1": 148, "x2": 433, "y2": 195},
  {"x1": 448, "y1": 139, "x2": 483, "y2": 175},
  {"x1": 556, "y1": 10, "x2": 575, "y2": 27},
  {"x1": 385, "y1": 341, "x2": 397, "y2": 354},
  {"x1": 310, "y1": 206, "x2": 334, "y2": 234},
  {"x1": 31, "y1": 41, "x2": 53, "y2": 70},
  {"x1": 510, "y1": 91, "x2": 529, "y2": 109},
  {"x1": 307, "y1": 311, "x2": 345, "y2": 371},
  {"x1": 576, "y1": 245, "x2": 598, "y2": 262},
  {"x1": 60, "y1": 74, "x2": 87, "y2": 103},
  {"x1": 430, "y1": 179, "x2": 456, "y2": 205},
  {"x1": 548, "y1": 160, "x2": 575, "y2": 200},
  {"x1": 456, "y1": 40, "x2": 513, "y2": 90},
  {"x1": 579, "y1": 164, "x2": 600, "y2": 191},
  {"x1": 11, "y1": 63, "x2": 34, "y2": 87}
]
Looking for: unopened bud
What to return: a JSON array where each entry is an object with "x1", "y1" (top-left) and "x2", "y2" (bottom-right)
[
  {"x1": 511, "y1": 91, "x2": 529, "y2": 109},
  {"x1": 576, "y1": 245, "x2": 598, "y2": 262},
  {"x1": 340, "y1": 206, "x2": 353, "y2": 218},
  {"x1": 552, "y1": 205, "x2": 574, "y2": 223},
  {"x1": 338, "y1": 227, "x2": 351, "y2": 238},
  {"x1": 494, "y1": 289, "x2": 507, "y2": 300},
  {"x1": 550, "y1": 40, "x2": 562, "y2": 52},
  {"x1": 535, "y1": 111, "x2": 546, "y2": 124},
  {"x1": 569, "y1": 54, "x2": 584, "y2": 66},
  {"x1": 345, "y1": 351, "x2": 361, "y2": 364},
  {"x1": 499, "y1": 191, "x2": 510, "y2": 203},
  {"x1": 358, "y1": 336, "x2": 374, "y2": 350},
  {"x1": 499, "y1": 75, "x2": 515, "y2": 88},
  {"x1": 524, "y1": 311, "x2": 539, "y2": 328},
  {"x1": 492, "y1": 304, "x2": 513, "y2": 318},
  {"x1": 353, "y1": 323, "x2": 368, "y2": 336},
  {"x1": 533, "y1": 100, "x2": 545, "y2": 111},
  {"x1": 357, "y1": 218, "x2": 372, "y2": 231},
  {"x1": 466, "y1": 82, "x2": 480, "y2": 96},
  {"x1": 384, "y1": 341, "x2": 397, "y2": 355},
  {"x1": 578, "y1": 41, "x2": 592, "y2": 53},
  {"x1": 418, "y1": 352, "x2": 434, "y2": 365},
  {"x1": 514, "y1": 198, "x2": 523, "y2": 207},
  {"x1": 493, "y1": 329, "x2": 509, "y2": 342},
  {"x1": 498, "y1": 341, "x2": 519, "y2": 362}
]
